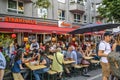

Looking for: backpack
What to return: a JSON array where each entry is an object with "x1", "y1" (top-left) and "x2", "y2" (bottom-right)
[
  {"x1": 9, "y1": 54, "x2": 15, "y2": 69},
  {"x1": 45, "y1": 56, "x2": 51, "y2": 67},
  {"x1": 96, "y1": 41, "x2": 107, "y2": 60},
  {"x1": 96, "y1": 42, "x2": 100, "y2": 56}
]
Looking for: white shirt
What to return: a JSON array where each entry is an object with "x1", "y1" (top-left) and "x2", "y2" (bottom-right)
[
  {"x1": 99, "y1": 41, "x2": 111, "y2": 63},
  {"x1": 0, "y1": 52, "x2": 6, "y2": 69}
]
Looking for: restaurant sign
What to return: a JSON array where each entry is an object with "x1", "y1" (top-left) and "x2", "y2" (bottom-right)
[
  {"x1": 58, "y1": 20, "x2": 72, "y2": 28},
  {"x1": 0, "y1": 16, "x2": 37, "y2": 24}
]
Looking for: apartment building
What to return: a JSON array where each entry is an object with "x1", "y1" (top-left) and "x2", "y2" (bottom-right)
[
  {"x1": 0, "y1": 0, "x2": 102, "y2": 24},
  {"x1": 0, "y1": 0, "x2": 103, "y2": 45}
]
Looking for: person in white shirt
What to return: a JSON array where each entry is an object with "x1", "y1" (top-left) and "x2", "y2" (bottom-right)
[{"x1": 98, "y1": 32, "x2": 112, "y2": 80}]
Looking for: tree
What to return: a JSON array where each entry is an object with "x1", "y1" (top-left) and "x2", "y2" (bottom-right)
[
  {"x1": 98, "y1": 0, "x2": 120, "y2": 22},
  {"x1": 0, "y1": 34, "x2": 13, "y2": 48},
  {"x1": 34, "y1": 0, "x2": 51, "y2": 8}
]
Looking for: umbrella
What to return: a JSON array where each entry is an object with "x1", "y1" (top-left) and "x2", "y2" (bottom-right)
[{"x1": 69, "y1": 23, "x2": 120, "y2": 34}]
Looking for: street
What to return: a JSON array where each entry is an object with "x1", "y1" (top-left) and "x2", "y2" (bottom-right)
[{"x1": 68, "y1": 69, "x2": 102, "y2": 80}]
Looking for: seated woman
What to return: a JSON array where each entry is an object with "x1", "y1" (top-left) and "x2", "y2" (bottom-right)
[
  {"x1": 76, "y1": 47, "x2": 83, "y2": 64},
  {"x1": 11, "y1": 49, "x2": 29, "y2": 79},
  {"x1": 11, "y1": 49, "x2": 24, "y2": 73},
  {"x1": 85, "y1": 45, "x2": 93, "y2": 57},
  {"x1": 31, "y1": 49, "x2": 39, "y2": 61},
  {"x1": 51, "y1": 47, "x2": 64, "y2": 80},
  {"x1": 33, "y1": 50, "x2": 50, "y2": 80}
]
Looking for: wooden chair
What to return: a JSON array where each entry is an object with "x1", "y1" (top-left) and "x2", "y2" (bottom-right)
[
  {"x1": 73, "y1": 64, "x2": 84, "y2": 76},
  {"x1": 90, "y1": 60, "x2": 100, "y2": 69},
  {"x1": 12, "y1": 73, "x2": 24, "y2": 80},
  {"x1": 47, "y1": 70, "x2": 58, "y2": 80}
]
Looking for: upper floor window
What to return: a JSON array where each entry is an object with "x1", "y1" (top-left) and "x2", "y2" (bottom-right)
[
  {"x1": 74, "y1": 14, "x2": 81, "y2": 23},
  {"x1": 84, "y1": 15, "x2": 87, "y2": 23},
  {"x1": 38, "y1": 8, "x2": 47, "y2": 18},
  {"x1": 58, "y1": 10, "x2": 65, "y2": 20},
  {"x1": 96, "y1": 3, "x2": 101, "y2": 11},
  {"x1": 58, "y1": 0, "x2": 65, "y2": 3},
  {"x1": 8, "y1": 0, "x2": 24, "y2": 14},
  {"x1": 70, "y1": 0, "x2": 83, "y2": 4}
]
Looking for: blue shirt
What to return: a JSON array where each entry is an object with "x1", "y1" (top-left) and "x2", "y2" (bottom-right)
[
  {"x1": 71, "y1": 50, "x2": 77, "y2": 64},
  {"x1": 11, "y1": 60, "x2": 22, "y2": 73},
  {"x1": 66, "y1": 50, "x2": 77, "y2": 64}
]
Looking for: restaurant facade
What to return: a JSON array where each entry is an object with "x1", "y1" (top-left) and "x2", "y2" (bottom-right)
[{"x1": 0, "y1": 13, "x2": 79, "y2": 45}]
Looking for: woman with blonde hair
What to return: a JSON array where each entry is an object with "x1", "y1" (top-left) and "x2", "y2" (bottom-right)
[
  {"x1": 111, "y1": 33, "x2": 120, "y2": 80},
  {"x1": 112, "y1": 33, "x2": 120, "y2": 51}
]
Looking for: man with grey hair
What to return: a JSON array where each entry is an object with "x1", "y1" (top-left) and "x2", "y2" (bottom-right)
[
  {"x1": 30, "y1": 39, "x2": 39, "y2": 51},
  {"x1": 65, "y1": 46, "x2": 77, "y2": 64}
]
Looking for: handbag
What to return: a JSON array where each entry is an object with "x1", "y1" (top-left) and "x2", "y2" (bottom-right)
[{"x1": 81, "y1": 59, "x2": 90, "y2": 65}]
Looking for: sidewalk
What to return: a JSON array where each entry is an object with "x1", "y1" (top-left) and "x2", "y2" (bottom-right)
[{"x1": 68, "y1": 69, "x2": 102, "y2": 80}]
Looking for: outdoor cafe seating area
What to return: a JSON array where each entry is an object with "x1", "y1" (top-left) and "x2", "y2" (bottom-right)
[{"x1": 2, "y1": 40, "x2": 101, "y2": 80}]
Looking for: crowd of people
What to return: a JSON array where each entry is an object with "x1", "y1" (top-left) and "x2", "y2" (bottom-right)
[{"x1": 0, "y1": 32, "x2": 120, "y2": 80}]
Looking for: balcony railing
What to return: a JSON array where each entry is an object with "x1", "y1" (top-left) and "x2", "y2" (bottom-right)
[
  {"x1": 69, "y1": 2, "x2": 85, "y2": 13},
  {"x1": 14, "y1": 0, "x2": 32, "y2": 3}
]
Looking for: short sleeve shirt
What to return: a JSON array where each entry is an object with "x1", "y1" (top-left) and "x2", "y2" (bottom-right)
[
  {"x1": 11, "y1": 60, "x2": 22, "y2": 73},
  {"x1": 99, "y1": 41, "x2": 111, "y2": 63},
  {"x1": 0, "y1": 52, "x2": 6, "y2": 69}
]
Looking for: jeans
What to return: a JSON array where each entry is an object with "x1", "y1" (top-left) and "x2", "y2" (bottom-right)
[
  {"x1": 33, "y1": 68, "x2": 49, "y2": 80},
  {"x1": 20, "y1": 68, "x2": 30, "y2": 79}
]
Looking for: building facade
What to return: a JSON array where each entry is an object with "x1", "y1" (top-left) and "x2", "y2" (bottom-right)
[
  {"x1": 0, "y1": 0, "x2": 103, "y2": 45},
  {"x1": 0, "y1": 0, "x2": 103, "y2": 24}
]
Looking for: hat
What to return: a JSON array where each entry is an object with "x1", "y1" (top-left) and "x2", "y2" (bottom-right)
[{"x1": 104, "y1": 32, "x2": 113, "y2": 36}]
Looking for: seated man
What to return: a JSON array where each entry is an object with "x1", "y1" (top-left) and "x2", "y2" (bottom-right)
[{"x1": 64, "y1": 46, "x2": 77, "y2": 76}]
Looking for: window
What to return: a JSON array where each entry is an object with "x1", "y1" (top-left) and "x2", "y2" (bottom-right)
[
  {"x1": 58, "y1": 0, "x2": 65, "y2": 3},
  {"x1": 84, "y1": 15, "x2": 87, "y2": 23},
  {"x1": 74, "y1": 14, "x2": 81, "y2": 23},
  {"x1": 92, "y1": 17, "x2": 94, "y2": 22},
  {"x1": 96, "y1": 3, "x2": 101, "y2": 11},
  {"x1": 38, "y1": 8, "x2": 47, "y2": 18},
  {"x1": 8, "y1": 0, "x2": 24, "y2": 14},
  {"x1": 70, "y1": 0, "x2": 83, "y2": 4},
  {"x1": 58, "y1": 10, "x2": 65, "y2": 20}
]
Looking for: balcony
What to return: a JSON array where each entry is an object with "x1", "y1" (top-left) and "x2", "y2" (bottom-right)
[
  {"x1": 14, "y1": 0, "x2": 32, "y2": 3},
  {"x1": 69, "y1": 2, "x2": 85, "y2": 14}
]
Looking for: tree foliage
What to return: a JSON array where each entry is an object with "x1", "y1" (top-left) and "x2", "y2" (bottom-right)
[
  {"x1": 0, "y1": 34, "x2": 13, "y2": 48},
  {"x1": 34, "y1": 0, "x2": 51, "y2": 8},
  {"x1": 98, "y1": 0, "x2": 120, "y2": 22}
]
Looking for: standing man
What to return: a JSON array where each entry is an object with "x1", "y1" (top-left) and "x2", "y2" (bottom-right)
[
  {"x1": 98, "y1": 32, "x2": 112, "y2": 80},
  {"x1": 30, "y1": 39, "x2": 39, "y2": 51},
  {"x1": 0, "y1": 51, "x2": 6, "y2": 80}
]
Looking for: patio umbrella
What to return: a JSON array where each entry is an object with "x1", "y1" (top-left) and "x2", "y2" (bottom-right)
[{"x1": 69, "y1": 23, "x2": 120, "y2": 34}]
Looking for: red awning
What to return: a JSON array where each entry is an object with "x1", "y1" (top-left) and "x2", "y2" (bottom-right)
[{"x1": 0, "y1": 22, "x2": 75, "y2": 34}]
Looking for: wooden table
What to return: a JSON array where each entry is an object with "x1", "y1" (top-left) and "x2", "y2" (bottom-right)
[
  {"x1": 63, "y1": 60, "x2": 75, "y2": 65},
  {"x1": 47, "y1": 55, "x2": 53, "y2": 60},
  {"x1": 12, "y1": 73, "x2": 24, "y2": 80},
  {"x1": 25, "y1": 62, "x2": 46, "y2": 80},
  {"x1": 25, "y1": 63, "x2": 46, "y2": 71},
  {"x1": 84, "y1": 57, "x2": 94, "y2": 60},
  {"x1": 47, "y1": 55, "x2": 75, "y2": 65}
]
